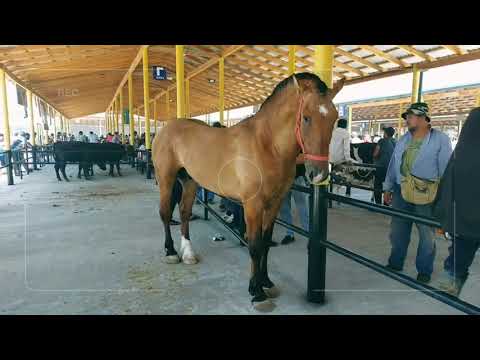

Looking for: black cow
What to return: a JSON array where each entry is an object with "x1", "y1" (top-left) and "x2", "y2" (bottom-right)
[
  {"x1": 53, "y1": 142, "x2": 125, "y2": 181},
  {"x1": 351, "y1": 142, "x2": 376, "y2": 164}
]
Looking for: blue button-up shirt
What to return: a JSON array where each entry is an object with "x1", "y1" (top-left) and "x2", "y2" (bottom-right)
[{"x1": 383, "y1": 129, "x2": 452, "y2": 192}]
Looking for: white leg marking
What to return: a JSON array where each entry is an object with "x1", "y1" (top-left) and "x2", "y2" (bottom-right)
[{"x1": 180, "y1": 236, "x2": 198, "y2": 265}]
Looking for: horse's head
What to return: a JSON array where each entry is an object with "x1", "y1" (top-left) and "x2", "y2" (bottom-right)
[{"x1": 294, "y1": 74, "x2": 344, "y2": 184}]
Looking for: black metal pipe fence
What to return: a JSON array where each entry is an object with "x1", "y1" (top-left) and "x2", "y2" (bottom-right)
[
  {"x1": 195, "y1": 180, "x2": 480, "y2": 315},
  {"x1": 4, "y1": 145, "x2": 479, "y2": 314}
]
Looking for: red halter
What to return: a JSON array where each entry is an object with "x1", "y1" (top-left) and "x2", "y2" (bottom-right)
[{"x1": 294, "y1": 96, "x2": 329, "y2": 162}]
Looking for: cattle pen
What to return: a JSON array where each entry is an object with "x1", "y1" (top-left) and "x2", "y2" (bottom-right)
[{"x1": 1, "y1": 45, "x2": 480, "y2": 315}]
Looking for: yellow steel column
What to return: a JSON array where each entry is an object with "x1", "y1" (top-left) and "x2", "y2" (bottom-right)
[
  {"x1": 185, "y1": 79, "x2": 190, "y2": 118},
  {"x1": 314, "y1": 45, "x2": 334, "y2": 88},
  {"x1": 347, "y1": 106, "x2": 353, "y2": 135},
  {"x1": 476, "y1": 93, "x2": 480, "y2": 107},
  {"x1": 153, "y1": 99, "x2": 158, "y2": 133},
  {"x1": 176, "y1": 45, "x2": 185, "y2": 118},
  {"x1": 411, "y1": 64, "x2": 422, "y2": 103},
  {"x1": 119, "y1": 90, "x2": 124, "y2": 143},
  {"x1": 104, "y1": 112, "x2": 108, "y2": 136},
  {"x1": 128, "y1": 73, "x2": 134, "y2": 145},
  {"x1": 219, "y1": 57, "x2": 225, "y2": 125},
  {"x1": 313, "y1": 45, "x2": 334, "y2": 187},
  {"x1": 142, "y1": 46, "x2": 151, "y2": 149},
  {"x1": 27, "y1": 90, "x2": 36, "y2": 146},
  {"x1": 113, "y1": 97, "x2": 118, "y2": 132},
  {"x1": 52, "y1": 108, "x2": 57, "y2": 141},
  {"x1": 166, "y1": 91, "x2": 170, "y2": 120},
  {"x1": 288, "y1": 45, "x2": 296, "y2": 76},
  {"x1": 0, "y1": 68, "x2": 11, "y2": 150}
]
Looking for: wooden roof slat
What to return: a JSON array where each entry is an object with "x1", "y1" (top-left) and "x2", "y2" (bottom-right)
[
  {"x1": 396, "y1": 45, "x2": 434, "y2": 62},
  {"x1": 358, "y1": 45, "x2": 407, "y2": 67}
]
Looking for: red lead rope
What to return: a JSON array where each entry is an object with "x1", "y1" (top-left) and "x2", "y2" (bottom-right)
[{"x1": 294, "y1": 96, "x2": 330, "y2": 162}]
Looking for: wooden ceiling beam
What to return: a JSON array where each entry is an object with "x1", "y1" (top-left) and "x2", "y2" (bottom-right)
[
  {"x1": 358, "y1": 45, "x2": 407, "y2": 67},
  {"x1": 396, "y1": 45, "x2": 434, "y2": 62},
  {"x1": 441, "y1": 45, "x2": 467, "y2": 55}
]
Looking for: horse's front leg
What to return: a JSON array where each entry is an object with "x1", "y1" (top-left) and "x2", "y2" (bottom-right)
[
  {"x1": 244, "y1": 202, "x2": 275, "y2": 312},
  {"x1": 258, "y1": 198, "x2": 285, "y2": 299}
]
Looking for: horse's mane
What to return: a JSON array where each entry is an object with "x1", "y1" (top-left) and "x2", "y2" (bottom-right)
[{"x1": 259, "y1": 72, "x2": 328, "y2": 110}]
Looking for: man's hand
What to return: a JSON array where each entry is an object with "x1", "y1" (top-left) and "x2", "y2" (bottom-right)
[{"x1": 384, "y1": 191, "x2": 393, "y2": 205}]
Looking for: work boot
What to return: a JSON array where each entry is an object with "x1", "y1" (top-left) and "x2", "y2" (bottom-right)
[
  {"x1": 416, "y1": 273, "x2": 431, "y2": 284},
  {"x1": 438, "y1": 272, "x2": 466, "y2": 297},
  {"x1": 385, "y1": 263, "x2": 403, "y2": 272}
]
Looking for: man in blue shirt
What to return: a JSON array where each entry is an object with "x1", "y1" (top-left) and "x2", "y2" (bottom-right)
[{"x1": 383, "y1": 103, "x2": 452, "y2": 283}]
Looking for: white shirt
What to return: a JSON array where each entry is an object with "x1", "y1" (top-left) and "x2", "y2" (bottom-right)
[
  {"x1": 329, "y1": 127, "x2": 353, "y2": 165},
  {"x1": 88, "y1": 133, "x2": 99, "y2": 143}
]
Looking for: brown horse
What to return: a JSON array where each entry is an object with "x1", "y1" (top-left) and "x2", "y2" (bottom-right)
[{"x1": 152, "y1": 72, "x2": 344, "y2": 311}]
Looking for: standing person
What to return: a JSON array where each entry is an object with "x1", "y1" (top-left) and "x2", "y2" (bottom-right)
[
  {"x1": 111, "y1": 131, "x2": 121, "y2": 144},
  {"x1": 106, "y1": 132, "x2": 113, "y2": 143},
  {"x1": 351, "y1": 131, "x2": 362, "y2": 144},
  {"x1": 383, "y1": 103, "x2": 452, "y2": 283},
  {"x1": 329, "y1": 118, "x2": 354, "y2": 197},
  {"x1": 78, "y1": 131, "x2": 88, "y2": 143},
  {"x1": 372, "y1": 127, "x2": 396, "y2": 205},
  {"x1": 88, "y1": 131, "x2": 99, "y2": 143},
  {"x1": 278, "y1": 155, "x2": 309, "y2": 245},
  {"x1": 434, "y1": 107, "x2": 480, "y2": 296}
]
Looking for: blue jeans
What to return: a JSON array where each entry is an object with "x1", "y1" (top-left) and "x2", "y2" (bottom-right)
[
  {"x1": 388, "y1": 185, "x2": 436, "y2": 275},
  {"x1": 279, "y1": 176, "x2": 310, "y2": 236},
  {"x1": 196, "y1": 188, "x2": 214, "y2": 202},
  {"x1": 444, "y1": 236, "x2": 480, "y2": 281}
]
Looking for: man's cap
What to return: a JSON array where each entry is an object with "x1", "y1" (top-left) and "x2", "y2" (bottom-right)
[{"x1": 402, "y1": 102, "x2": 431, "y2": 122}]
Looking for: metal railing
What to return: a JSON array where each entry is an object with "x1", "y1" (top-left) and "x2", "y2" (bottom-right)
[{"x1": 195, "y1": 181, "x2": 480, "y2": 315}]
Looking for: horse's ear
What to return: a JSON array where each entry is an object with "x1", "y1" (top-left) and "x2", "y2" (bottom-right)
[
  {"x1": 327, "y1": 78, "x2": 345, "y2": 99},
  {"x1": 292, "y1": 75, "x2": 301, "y2": 94}
]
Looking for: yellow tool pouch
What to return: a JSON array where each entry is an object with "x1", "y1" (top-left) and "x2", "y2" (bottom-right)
[{"x1": 400, "y1": 174, "x2": 439, "y2": 205}]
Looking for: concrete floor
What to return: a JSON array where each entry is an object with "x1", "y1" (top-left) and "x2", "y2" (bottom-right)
[{"x1": 0, "y1": 164, "x2": 478, "y2": 314}]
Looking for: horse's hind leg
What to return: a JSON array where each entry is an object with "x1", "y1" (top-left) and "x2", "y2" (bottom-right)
[
  {"x1": 178, "y1": 178, "x2": 198, "y2": 265},
  {"x1": 157, "y1": 170, "x2": 180, "y2": 264}
]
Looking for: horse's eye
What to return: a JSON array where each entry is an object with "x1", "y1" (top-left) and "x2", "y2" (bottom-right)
[{"x1": 303, "y1": 116, "x2": 311, "y2": 123}]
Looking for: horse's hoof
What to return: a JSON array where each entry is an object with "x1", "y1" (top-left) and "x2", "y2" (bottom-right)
[
  {"x1": 165, "y1": 255, "x2": 180, "y2": 264},
  {"x1": 263, "y1": 286, "x2": 281, "y2": 298},
  {"x1": 252, "y1": 298, "x2": 276, "y2": 312},
  {"x1": 182, "y1": 255, "x2": 198, "y2": 265}
]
